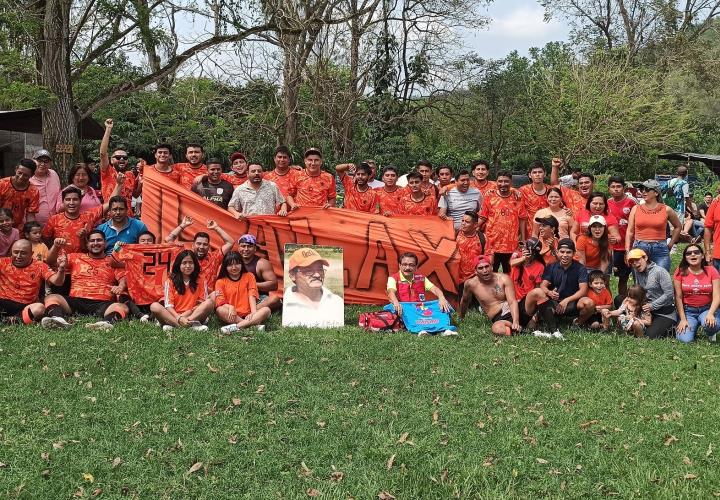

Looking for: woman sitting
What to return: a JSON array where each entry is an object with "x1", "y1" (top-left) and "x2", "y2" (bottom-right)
[
  {"x1": 626, "y1": 248, "x2": 676, "y2": 339},
  {"x1": 673, "y1": 244, "x2": 720, "y2": 343},
  {"x1": 509, "y1": 237, "x2": 548, "y2": 331}
]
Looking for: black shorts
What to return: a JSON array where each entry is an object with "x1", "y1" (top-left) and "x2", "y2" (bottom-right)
[
  {"x1": 518, "y1": 297, "x2": 533, "y2": 327},
  {"x1": 65, "y1": 296, "x2": 114, "y2": 317},
  {"x1": 613, "y1": 251, "x2": 631, "y2": 278},
  {"x1": 491, "y1": 310, "x2": 512, "y2": 323},
  {"x1": 0, "y1": 298, "x2": 28, "y2": 317},
  {"x1": 547, "y1": 299, "x2": 580, "y2": 317}
]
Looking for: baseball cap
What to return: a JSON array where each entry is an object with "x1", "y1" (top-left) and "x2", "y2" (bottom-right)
[
  {"x1": 626, "y1": 248, "x2": 647, "y2": 261},
  {"x1": 238, "y1": 234, "x2": 257, "y2": 245},
  {"x1": 557, "y1": 238, "x2": 575, "y2": 252},
  {"x1": 641, "y1": 179, "x2": 661, "y2": 193},
  {"x1": 33, "y1": 149, "x2": 52, "y2": 160},
  {"x1": 230, "y1": 152, "x2": 246, "y2": 163},
  {"x1": 525, "y1": 237, "x2": 542, "y2": 253},
  {"x1": 289, "y1": 247, "x2": 329, "y2": 270},
  {"x1": 304, "y1": 147, "x2": 322, "y2": 158},
  {"x1": 588, "y1": 215, "x2": 607, "y2": 226},
  {"x1": 534, "y1": 215, "x2": 559, "y2": 229}
]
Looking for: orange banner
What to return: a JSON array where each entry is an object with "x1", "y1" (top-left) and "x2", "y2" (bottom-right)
[{"x1": 140, "y1": 168, "x2": 459, "y2": 304}]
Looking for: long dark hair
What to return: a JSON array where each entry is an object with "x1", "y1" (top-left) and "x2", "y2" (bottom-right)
[
  {"x1": 585, "y1": 191, "x2": 609, "y2": 215},
  {"x1": 171, "y1": 250, "x2": 200, "y2": 294},
  {"x1": 677, "y1": 244, "x2": 707, "y2": 277},
  {"x1": 218, "y1": 251, "x2": 247, "y2": 280},
  {"x1": 547, "y1": 186, "x2": 565, "y2": 210},
  {"x1": 626, "y1": 285, "x2": 648, "y2": 307},
  {"x1": 587, "y1": 222, "x2": 611, "y2": 263},
  {"x1": 514, "y1": 238, "x2": 545, "y2": 288}
]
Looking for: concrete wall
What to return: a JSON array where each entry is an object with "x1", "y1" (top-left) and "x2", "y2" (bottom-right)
[{"x1": 0, "y1": 131, "x2": 43, "y2": 176}]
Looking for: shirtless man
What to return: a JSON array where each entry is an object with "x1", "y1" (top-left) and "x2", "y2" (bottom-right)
[
  {"x1": 458, "y1": 255, "x2": 522, "y2": 336},
  {"x1": 237, "y1": 233, "x2": 281, "y2": 312}
]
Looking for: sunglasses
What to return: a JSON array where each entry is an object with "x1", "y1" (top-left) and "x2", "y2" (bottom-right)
[
  {"x1": 113, "y1": 155, "x2": 128, "y2": 160},
  {"x1": 686, "y1": 250, "x2": 702, "y2": 256}
]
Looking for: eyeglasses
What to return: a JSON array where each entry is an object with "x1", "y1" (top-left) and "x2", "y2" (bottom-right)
[
  {"x1": 686, "y1": 250, "x2": 702, "y2": 256},
  {"x1": 297, "y1": 267, "x2": 325, "y2": 276},
  {"x1": 113, "y1": 155, "x2": 128, "y2": 160}
]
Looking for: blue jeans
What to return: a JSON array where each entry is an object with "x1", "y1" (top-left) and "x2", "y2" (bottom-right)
[
  {"x1": 633, "y1": 240, "x2": 670, "y2": 271},
  {"x1": 713, "y1": 259, "x2": 720, "y2": 274},
  {"x1": 677, "y1": 305, "x2": 720, "y2": 343}
]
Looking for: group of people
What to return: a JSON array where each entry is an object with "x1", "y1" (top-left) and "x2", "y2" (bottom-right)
[{"x1": 1, "y1": 116, "x2": 718, "y2": 342}]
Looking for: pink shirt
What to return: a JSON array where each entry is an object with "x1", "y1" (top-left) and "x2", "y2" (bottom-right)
[
  {"x1": 0, "y1": 228, "x2": 20, "y2": 256},
  {"x1": 55, "y1": 186, "x2": 102, "y2": 214},
  {"x1": 674, "y1": 266, "x2": 720, "y2": 308},
  {"x1": 30, "y1": 169, "x2": 61, "y2": 226},
  {"x1": 607, "y1": 196, "x2": 637, "y2": 251}
]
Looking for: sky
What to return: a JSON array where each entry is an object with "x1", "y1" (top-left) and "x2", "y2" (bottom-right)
[{"x1": 463, "y1": 0, "x2": 571, "y2": 59}]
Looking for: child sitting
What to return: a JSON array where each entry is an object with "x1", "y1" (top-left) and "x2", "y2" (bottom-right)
[
  {"x1": 215, "y1": 251, "x2": 270, "y2": 334},
  {"x1": 601, "y1": 285, "x2": 651, "y2": 337},
  {"x1": 586, "y1": 270, "x2": 613, "y2": 329},
  {"x1": 0, "y1": 208, "x2": 19, "y2": 257},
  {"x1": 24, "y1": 221, "x2": 48, "y2": 262}
]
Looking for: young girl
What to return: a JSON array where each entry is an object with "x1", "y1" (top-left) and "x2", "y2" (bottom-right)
[
  {"x1": 215, "y1": 251, "x2": 270, "y2": 333},
  {"x1": 150, "y1": 250, "x2": 214, "y2": 331},
  {"x1": 24, "y1": 221, "x2": 48, "y2": 262},
  {"x1": 576, "y1": 215, "x2": 612, "y2": 274},
  {"x1": 0, "y1": 208, "x2": 19, "y2": 257},
  {"x1": 602, "y1": 285, "x2": 651, "y2": 337}
]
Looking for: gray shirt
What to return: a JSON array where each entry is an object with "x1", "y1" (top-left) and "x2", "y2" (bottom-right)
[
  {"x1": 229, "y1": 180, "x2": 285, "y2": 215},
  {"x1": 438, "y1": 187, "x2": 482, "y2": 229},
  {"x1": 633, "y1": 261, "x2": 677, "y2": 321}
]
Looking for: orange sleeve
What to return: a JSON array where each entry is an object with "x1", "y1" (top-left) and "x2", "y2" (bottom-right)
[
  {"x1": 27, "y1": 188, "x2": 40, "y2": 213},
  {"x1": 214, "y1": 279, "x2": 227, "y2": 307},
  {"x1": 41, "y1": 216, "x2": 55, "y2": 240},
  {"x1": 246, "y1": 273, "x2": 259, "y2": 300}
]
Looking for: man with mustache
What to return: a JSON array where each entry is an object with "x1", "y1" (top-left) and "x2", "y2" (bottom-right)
[
  {"x1": 228, "y1": 163, "x2": 287, "y2": 217},
  {"x1": 191, "y1": 159, "x2": 234, "y2": 209},
  {"x1": 550, "y1": 157, "x2": 594, "y2": 216},
  {"x1": 99, "y1": 118, "x2": 141, "y2": 216},
  {"x1": 174, "y1": 143, "x2": 208, "y2": 189}
]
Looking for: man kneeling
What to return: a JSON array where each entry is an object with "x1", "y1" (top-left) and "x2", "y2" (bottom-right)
[{"x1": 43, "y1": 231, "x2": 129, "y2": 330}]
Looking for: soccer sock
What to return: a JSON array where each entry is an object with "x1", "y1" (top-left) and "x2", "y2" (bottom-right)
[
  {"x1": 45, "y1": 305, "x2": 65, "y2": 318},
  {"x1": 105, "y1": 311, "x2": 124, "y2": 323},
  {"x1": 539, "y1": 302, "x2": 558, "y2": 331}
]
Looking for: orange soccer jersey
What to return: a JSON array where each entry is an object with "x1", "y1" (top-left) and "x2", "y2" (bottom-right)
[
  {"x1": 341, "y1": 175, "x2": 377, "y2": 213},
  {"x1": 214, "y1": 273, "x2": 258, "y2": 316},
  {"x1": 67, "y1": 253, "x2": 122, "y2": 301},
  {"x1": 472, "y1": 179, "x2": 497, "y2": 198},
  {"x1": 164, "y1": 278, "x2": 208, "y2": 313},
  {"x1": 263, "y1": 169, "x2": 298, "y2": 197},
  {"x1": 42, "y1": 206, "x2": 104, "y2": 254},
  {"x1": 198, "y1": 250, "x2": 224, "y2": 289},
  {"x1": 149, "y1": 165, "x2": 181, "y2": 184},
  {"x1": 400, "y1": 191, "x2": 437, "y2": 216},
  {"x1": 114, "y1": 244, "x2": 183, "y2": 305},
  {"x1": 0, "y1": 178, "x2": 40, "y2": 229},
  {"x1": 221, "y1": 173, "x2": 246, "y2": 187},
  {"x1": 100, "y1": 168, "x2": 137, "y2": 216},
  {"x1": 0, "y1": 258, "x2": 55, "y2": 304},
  {"x1": 456, "y1": 230, "x2": 484, "y2": 283},
  {"x1": 174, "y1": 163, "x2": 208, "y2": 190},
  {"x1": 480, "y1": 191, "x2": 527, "y2": 254},
  {"x1": 375, "y1": 187, "x2": 404, "y2": 215},
  {"x1": 561, "y1": 187, "x2": 587, "y2": 216},
  {"x1": 290, "y1": 170, "x2": 336, "y2": 207},
  {"x1": 519, "y1": 184, "x2": 550, "y2": 221}
]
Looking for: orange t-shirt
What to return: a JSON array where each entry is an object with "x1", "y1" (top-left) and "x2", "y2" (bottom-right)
[
  {"x1": 42, "y1": 206, "x2": 104, "y2": 254},
  {"x1": 198, "y1": 250, "x2": 224, "y2": 289},
  {"x1": 263, "y1": 169, "x2": 298, "y2": 197},
  {"x1": 100, "y1": 168, "x2": 137, "y2": 216},
  {"x1": 221, "y1": 173, "x2": 246, "y2": 187},
  {"x1": 472, "y1": 179, "x2": 497, "y2": 197},
  {"x1": 0, "y1": 258, "x2": 54, "y2": 303},
  {"x1": 479, "y1": 191, "x2": 527, "y2": 253},
  {"x1": 375, "y1": 187, "x2": 404, "y2": 215},
  {"x1": 587, "y1": 288, "x2": 613, "y2": 306},
  {"x1": 149, "y1": 165, "x2": 181, "y2": 184},
  {"x1": 174, "y1": 163, "x2": 208, "y2": 190},
  {"x1": 705, "y1": 199, "x2": 720, "y2": 259},
  {"x1": 576, "y1": 234, "x2": 605, "y2": 269},
  {"x1": 341, "y1": 175, "x2": 377, "y2": 213},
  {"x1": 560, "y1": 187, "x2": 587, "y2": 216},
  {"x1": 0, "y1": 178, "x2": 40, "y2": 229},
  {"x1": 400, "y1": 192, "x2": 437, "y2": 215},
  {"x1": 67, "y1": 253, "x2": 122, "y2": 301},
  {"x1": 114, "y1": 244, "x2": 183, "y2": 305},
  {"x1": 163, "y1": 277, "x2": 208, "y2": 313},
  {"x1": 214, "y1": 273, "x2": 259, "y2": 316},
  {"x1": 456, "y1": 230, "x2": 484, "y2": 283},
  {"x1": 519, "y1": 183, "x2": 550, "y2": 221},
  {"x1": 290, "y1": 170, "x2": 336, "y2": 207}
]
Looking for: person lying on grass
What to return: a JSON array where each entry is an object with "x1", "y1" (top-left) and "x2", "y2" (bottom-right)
[
  {"x1": 150, "y1": 249, "x2": 213, "y2": 331},
  {"x1": 215, "y1": 251, "x2": 269, "y2": 334}
]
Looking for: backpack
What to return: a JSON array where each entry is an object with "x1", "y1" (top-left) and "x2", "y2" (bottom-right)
[
  {"x1": 662, "y1": 179, "x2": 678, "y2": 209},
  {"x1": 358, "y1": 311, "x2": 402, "y2": 332}
]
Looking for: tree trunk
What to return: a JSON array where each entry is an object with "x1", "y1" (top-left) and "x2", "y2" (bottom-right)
[
  {"x1": 38, "y1": 0, "x2": 80, "y2": 179},
  {"x1": 282, "y1": 38, "x2": 301, "y2": 148}
]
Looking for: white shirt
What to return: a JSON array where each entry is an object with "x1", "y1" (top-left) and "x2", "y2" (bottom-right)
[
  {"x1": 368, "y1": 179, "x2": 384, "y2": 189},
  {"x1": 559, "y1": 174, "x2": 577, "y2": 187},
  {"x1": 282, "y1": 286, "x2": 344, "y2": 328}
]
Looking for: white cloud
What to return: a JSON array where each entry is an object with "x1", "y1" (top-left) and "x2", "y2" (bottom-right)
[{"x1": 492, "y1": 5, "x2": 561, "y2": 39}]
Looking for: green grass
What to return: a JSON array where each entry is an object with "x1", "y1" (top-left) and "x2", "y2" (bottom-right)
[{"x1": 1, "y1": 307, "x2": 719, "y2": 498}]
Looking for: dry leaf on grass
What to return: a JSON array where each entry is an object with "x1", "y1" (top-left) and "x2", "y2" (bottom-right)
[
  {"x1": 330, "y1": 470, "x2": 344, "y2": 482},
  {"x1": 684, "y1": 473, "x2": 698, "y2": 480},
  {"x1": 207, "y1": 363, "x2": 219, "y2": 373},
  {"x1": 664, "y1": 435, "x2": 678, "y2": 446},
  {"x1": 580, "y1": 420, "x2": 599, "y2": 430},
  {"x1": 432, "y1": 411, "x2": 439, "y2": 425},
  {"x1": 386, "y1": 454, "x2": 396, "y2": 470},
  {"x1": 299, "y1": 461, "x2": 313, "y2": 477},
  {"x1": 111, "y1": 457, "x2": 123, "y2": 468},
  {"x1": 536, "y1": 458, "x2": 548, "y2": 464},
  {"x1": 186, "y1": 462, "x2": 203, "y2": 475},
  {"x1": 231, "y1": 398, "x2": 241, "y2": 406},
  {"x1": 83, "y1": 473, "x2": 94, "y2": 483},
  {"x1": 378, "y1": 492, "x2": 396, "y2": 500},
  {"x1": 683, "y1": 456, "x2": 692, "y2": 465},
  {"x1": 307, "y1": 488, "x2": 321, "y2": 497},
  {"x1": 256, "y1": 384, "x2": 266, "y2": 394},
  {"x1": 397, "y1": 432, "x2": 409, "y2": 444}
]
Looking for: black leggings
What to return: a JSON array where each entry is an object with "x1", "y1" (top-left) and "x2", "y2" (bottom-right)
[
  {"x1": 646, "y1": 314, "x2": 676, "y2": 339},
  {"x1": 493, "y1": 253, "x2": 512, "y2": 273}
]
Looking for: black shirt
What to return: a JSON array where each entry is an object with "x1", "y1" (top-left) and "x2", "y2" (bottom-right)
[
  {"x1": 192, "y1": 179, "x2": 234, "y2": 209},
  {"x1": 541, "y1": 261, "x2": 588, "y2": 300}
]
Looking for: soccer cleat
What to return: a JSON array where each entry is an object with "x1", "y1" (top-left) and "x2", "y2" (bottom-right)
[
  {"x1": 440, "y1": 329, "x2": 458, "y2": 337},
  {"x1": 533, "y1": 330, "x2": 552, "y2": 338},
  {"x1": 162, "y1": 324, "x2": 174, "y2": 332},
  {"x1": 256, "y1": 325, "x2": 266, "y2": 333},
  {"x1": 85, "y1": 321, "x2": 114, "y2": 331},
  {"x1": 552, "y1": 330, "x2": 565, "y2": 340},
  {"x1": 221, "y1": 324, "x2": 239, "y2": 334},
  {"x1": 139, "y1": 314, "x2": 150, "y2": 323},
  {"x1": 41, "y1": 316, "x2": 70, "y2": 329},
  {"x1": 191, "y1": 325, "x2": 209, "y2": 332},
  {"x1": 417, "y1": 330, "x2": 429, "y2": 337}
]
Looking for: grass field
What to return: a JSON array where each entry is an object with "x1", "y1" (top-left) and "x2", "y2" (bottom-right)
[{"x1": 1, "y1": 305, "x2": 719, "y2": 498}]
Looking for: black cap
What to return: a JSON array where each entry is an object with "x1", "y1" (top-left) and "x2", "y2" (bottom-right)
[
  {"x1": 535, "y1": 215, "x2": 559, "y2": 229},
  {"x1": 557, "y1": 238, "x2": 575, "y2": 252}
]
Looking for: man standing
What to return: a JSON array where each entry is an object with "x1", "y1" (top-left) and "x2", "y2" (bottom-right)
[
  {"x1": 191, "y1": 159, "x2": 234, "y2": 209},
  {"x1": 0, "y1": 240, "x2": 66, "y2": 324},
  {"x1": 96, "y1": 196, "x2": 149, "y2": 253},
  {"x1": 287, "y1": 148, "x2": 336, "y2": 209},
  {"x1": 336, "y1": 162, "x2": 378, "y2": 213},
  {"x1": 375, "y1": 166, "x2": 404, "y2": 217},
  {"x1": 174, "y1": 143, "x2": 208, "y2": 189},
  {"x1": 400, "y1": 172, "x2": 437, "y2": 215},
  {"x1": 519, "y1": 161, "x2": 550, "y2": 226},
  {"x1": 43, "y1": 230, "x2": 129, "y2": 330},
  {"x1": 668, "y1": 165, "x2": 692, "y2": 226},
  {"x1": 223, "y1": 152, "x2": 249, "y2": 187},
  {"x1": 141, "y1": 143, "x2": 179, "y2": 183},
  {"x1": 30, "y1": 149, "x2": 61, "y2": 226},
  {"x1": 237, "y1": 234, "x2": 281, "y2": 312},
  {"x1": 438, "y1": 170, "x2": 481, "y2": 230},
  {"x1": 364, "y1": 159, "x2": 384, "y2": 189},
  {"x1": 458, "y1": 255, "x2": 522, "y2": 335},
  {"x1": 263, "y1": 146, "x2": 297, "y2": 200},
  {"x1": 607, "y1": 175, "x2": 636, "y2": 296},
  {"x1": 470, "y1": 160, "x2": 496, "y2": 197},
  {"x1": 99, "y1": 118, "x2": 140, "y2": 215},
  {"x1": 228, "y1": 163, "x2": 287, "y2": 217},
  {"x1": 455, "y1": 211, "x2": 486, "y2": 285},
  {"x1": 478, "y1": 170, "x2": 527, "y2": 273},
  {"x1": 0, "y1": 159, "x2": 39, "y2": 229}
]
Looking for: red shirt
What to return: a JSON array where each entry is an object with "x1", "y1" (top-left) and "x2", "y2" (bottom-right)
[
  {"x1": 456, "y1": 230, "x2": 484, "y2": 283},
  {"x1": 519, "y1": 184, "x2": 550, "y2": 221},
  {"x1": 198, "y1": 250, "x2": 224, "y2": 289},
  {"x1": 560, "y1": 187, "x2": 587, "y2": 216},
  {"x1": 42, "y1": 206, "x2": 104, "y2": 254},
  {"x1": 67, "y1": 253, "x2": 122, "y2": 301},
  {"x1": 607, "y1": 196, "x2": 636, "y2": 251},
  {"x1": 587, "y1": 288, "x2": 613, "y2": 306},
  {"x1": 0, "y1": 178, "x2": 40, "y2": 229},
  {"x1": 263, "y1": 169, "x2": 298, "y2": 197},
  {"x1": 375, "y1": 187, "x2": 404, "y2": 215},
  {"x1": 100, "y1": 168, "x2": 137, "y2": 216},
  {"x1": 575, "y1": 209, "x2": 619, "y2": 236},
  {"x1": 472, "y1": 179, "x2": 497, "y2": 197},
  {"x1": 674, "y1": 266, "x2": 720, "y2": 308},
  {"x1": 290, "y1": 170, "x2": 336, "y2": 207},
  {"x1": 479, "y1": 191, "x2": 527, "y2": 253},
  {"x1": 510, "y1": 254, "x2": 545, "y2": 301},
  {"x1": 174, "y1": 163, "x2": 208, "y2": 189},
  {"x1": 706, "y1": 200, "x2": 720, "y2": 259},
  {"x1": 341, "y1": 175, "x2": 377, "y2": 213},
  {"x1": 149, "y1": 165, "x2": 180, "y2": 184},
  {"x1": 222, "y1": 173, "x2": 246, "y2": 187}
]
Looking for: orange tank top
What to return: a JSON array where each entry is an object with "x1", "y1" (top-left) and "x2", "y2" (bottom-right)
[{"x1": 634, "y1": 204, "x2": 667, "y2": 241}]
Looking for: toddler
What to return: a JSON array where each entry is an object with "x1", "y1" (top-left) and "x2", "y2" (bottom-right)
[
  {"x1": 602, "y1": 285, "x2": 651, "y2": 337},
  {"x1": 24, "y1": 221, "x2": 48, "y2": 262}
]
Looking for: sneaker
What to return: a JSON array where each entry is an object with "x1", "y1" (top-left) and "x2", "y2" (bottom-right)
[
  {"x1": 533, "y1": 330, "x2": 552, "y2": 338},
  {"x1": 86, "y1": 320, "x2": 113, "y2": 331},
  {"x1": 256, "y1": 325, "x2": 266, "y2": 333},
  {"x1": 709, "y1": 334, "x2": 717, "y2": 343},
  {"x1": 41, "y1": 316, "x2": 70, "y2": 329},
  {"x1": 417, "y1": 330, "x2": 429, "y2": 337},
  {"x1": 440, "y1": 329, "x2": 458, "y2": 337},
  {"x1": 187, "y1": 320, "x2": 202, "y2": 327},
  {"x1": 552, "y1": 330, "x2": 565, "y2": 340},
  {"x1": 221, "y1": 324, "x2": 239, "y2": 334},
  {"x1": 162, "y1": 324, "x2": 174, "y2": 332},
  {"x1": 139, "y1": 314, "x2": 150, "y2": 323},
  {"x1": 191, "y1": 325, "x2": 208, "y2": 332}
]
